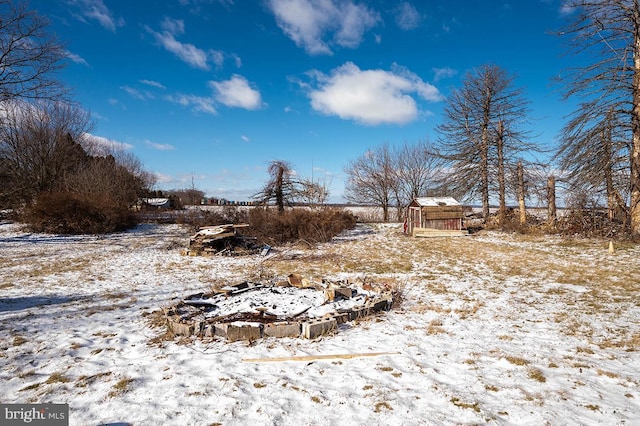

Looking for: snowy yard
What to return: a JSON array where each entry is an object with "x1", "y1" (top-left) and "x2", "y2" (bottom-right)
[{"x1": 1, "y1": 220, "x2": 639, "y2": 425}]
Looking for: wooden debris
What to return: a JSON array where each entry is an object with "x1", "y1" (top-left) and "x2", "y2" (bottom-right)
[
  {"x1": 242, "y1": 351, "x2": 401, "y2": 363},
  {"x1": 187, "y1": 223, "x2": 263, "y2": 256}
]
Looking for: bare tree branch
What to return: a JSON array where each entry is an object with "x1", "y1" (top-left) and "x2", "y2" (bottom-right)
[
  {"x1": 0, "y1": 0, "x2": 68, "y2": 102},
  {"x1": 557, "y1": 0, "x2": 640, "y2": 232}
]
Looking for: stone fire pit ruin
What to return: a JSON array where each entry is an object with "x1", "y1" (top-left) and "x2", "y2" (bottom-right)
[{"x1": 165, "y1": 274, "x2": 393, "y2": 342}]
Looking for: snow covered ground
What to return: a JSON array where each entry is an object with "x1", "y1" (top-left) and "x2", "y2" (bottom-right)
[{"x1": 1, "y1": 220, "x2": 639, "y2": 425}]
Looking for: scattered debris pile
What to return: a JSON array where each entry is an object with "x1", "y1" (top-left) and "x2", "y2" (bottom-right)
[
  {"x1": 164, "y1": 274, "x2": 393, "y2": 341},
  {"x1": 186, "y1": 224, "x2": 266, "y2": 256}
]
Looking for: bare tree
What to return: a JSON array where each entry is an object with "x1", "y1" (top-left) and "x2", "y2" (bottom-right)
[
  {"x1": 344, "y1": 144, "x2": 396, "y2": 222},
  {"x1": 557, "y1": 102, "x2": 629, "y2": 223},
  {"x1": 0, "y1": 0, "x2": 68, "y2": 102},
  {"x1": 297, "y1": 176, "x2": 330, "y2": 206},
  {"x1": 516, "y1": 160, "x2": 527, "y2": 225},
  {"x1": 254, "y1": 160, "x2": 297, "y2": 213},
  {"x1": 0, "y1": 100, "x2": 93, "y2": 204},
  {"x1": 0, "y1": 99, "x2": 154, "y2": 212},
  {"x1": 558, "y1": 0, "x2": 640, "y2": 233},
  {"x1": 435, "y1": 64, "x2": 532, "y2": 221},
  {"x1": 547, "y1": 175, "x2": 557, "y2": 227},
  {"x1": 394, "y1": 139, "x2": 440, "y2": 201}
]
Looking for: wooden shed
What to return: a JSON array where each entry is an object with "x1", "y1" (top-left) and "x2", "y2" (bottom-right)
[{"x1": 405, "y1": 197, "x2": 467, "y2": 237}]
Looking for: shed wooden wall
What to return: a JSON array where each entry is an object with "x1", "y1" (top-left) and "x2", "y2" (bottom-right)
[{"x1": 406, "y1": 204, "x2": 463, "y2": 233}]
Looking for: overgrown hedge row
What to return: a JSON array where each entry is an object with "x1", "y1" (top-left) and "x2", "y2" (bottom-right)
[
  {"x1": 23, "y1": 192, "x2": 137, "y2": 234},
  {"x1": 245, "y1": 207, "x2": 357, "y2": 245}
]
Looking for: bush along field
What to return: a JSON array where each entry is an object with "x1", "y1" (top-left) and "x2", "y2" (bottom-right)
[{"x1": 1, "y1": 220, "x2": 639, "y2": 425}]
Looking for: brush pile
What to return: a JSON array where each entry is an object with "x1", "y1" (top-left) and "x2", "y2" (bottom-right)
[{"x1": 187, "y1": 224, "x2": 263, "y2": 256}]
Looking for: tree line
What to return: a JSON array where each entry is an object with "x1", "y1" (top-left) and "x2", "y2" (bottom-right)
[
  {"x1": 3, "y1": 0, "x2": 640, "y2": 236},
  {"x1": 0, "y1": 0, "x2": 154, "y2": 232},
  {"x1": 342, "y1": 0, "x2": 640, "y2": 237}
]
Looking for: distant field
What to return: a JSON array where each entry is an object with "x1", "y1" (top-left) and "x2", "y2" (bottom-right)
[{"x1": 153, "y1": 203, "x2": 565, "y2": 224}]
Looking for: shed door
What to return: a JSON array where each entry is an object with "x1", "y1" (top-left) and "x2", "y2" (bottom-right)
[{"x1": 408, "y1": 206, "x2": 421, "y2": 234}]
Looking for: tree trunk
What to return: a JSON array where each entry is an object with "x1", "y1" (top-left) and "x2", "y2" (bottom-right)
[
  {"x1": 276, "y1": 167, "x2": 284, "y2": 213},
  {"x1": 481, "y1": 126, "x2": 490, "y2": 220},
  {"x1": 497, "y1": 121, "x2": 506, "y2": 227},
  {"x1": 601, "y1": 125, "x2": 618, "y2": 221},
  {"x1": 632, "y1": 10, "x2": 640, "y2": 233},
  {"x1": 547, "y1": 175, "x2": 557, "y2": 227},
  {"x1": 382, "y1": 204, "x2": 389, "y2": 222},
  {"x1": 517, "y1": 160, "x2": 526, "y2": 226}
]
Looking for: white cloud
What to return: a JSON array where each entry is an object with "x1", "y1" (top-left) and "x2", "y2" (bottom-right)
[
  {"x1": 307, "y1": 62, "x2": 442, "y2": 125},
  {"x1": 179, "y1": 0, "x2": 234, "y2": 7},
  {"x1": 145, "y1": 18, "x2": 222, "y2": 70},
  {"x1": 145, "y1": 140, "x2": 175, "y2": 151},
  {"x1": 121, "y1": 86, "x2": 157, "y2": 101},
  {"x1": 559, "y1": 1, "x2": 576, "y2": 15},
  {"x1": 153, "y1": 172, "x2": 174, "y2": 184},
  {"x1": 433, "y1": 67, "x2": 457, "y2": 82},
  {"x1": 267, "y1": 0, "x2": 380, "y2": 55},
  {"x1": 91, "y1": 111, "x2": 107, "y2": 121},
  {"x1": 139, "y1": 80, "x2": 166, "y2": 90},
  {"x1": 166, "y1": 94, "x2": 217, "y2": 115},
  {"x1": 210, "y1": 75, "x2": 263, "y2": 110},
  {"x1": 66, "y1": 51, "x2": 89, "y2": 66},
  {"x1": 241, "y1": 135, "x2": 250, "y2": 142},
  {"x1": 82, "y1": 133, "x2": 133, "y2": 156},
  {"x1": 65, "y1": 0, "x2": 125, "y2": 32},
  {"x1": 394, "y1": 2, "x2": 421, "y2": 30},
  {"x1": 232, "y1": 54, "x2": 242, "y2": 68}
]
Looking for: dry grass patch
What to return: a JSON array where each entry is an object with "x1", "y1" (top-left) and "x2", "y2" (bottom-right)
[
  {"x1": 505, "y1": 355, "x2": 529, "y2": 366},
  {"x1": 598, "y1": 333, "x2": 640, "y2": 351},
  {"x1": 45, "y1": 372, "x2": 71, "y2": 384},
  {"x1": 377, "y1": 366, "x2": 394, "y2": 372},
  {"x1": 26, "y1": 256, "x2": 94, "y2": 278},
  {"x1": 103, "y1": 292, "x2": 128, "y2": 300},
  {"x1": 528, "y1": 368, "x2": 546, "y2": 383},
  {"x1": 426, "y1": 319, "x2": 447, "y2": 335},
  {"x1": 450, "y1": 397, "x2": 480, "y2": 412},
  {"x1": 18, "y1": 370, "x2": 37, "y2": 379},
  {"x1": 12, "y1": 335, "x2": 27, "y2": 346},
  {"x1": 19, "y1": 382, "x2": 42, "y2": 392},
  {"x1": 76, "y1": 372, "x2": 113, "y2": 388},
  {"x1": 454, "y1": 301, "x2": 484, "y2": 319},
  {"x1": 374, "y1": 401, "x2": 393, "y2": 412},
  {"x1": 108, "y1": 377, "x2": 134, "y2": 398},
  {"x1": 427, "y1": 282, "x2": 450, "y2": 295},
  {"x1": 596, "y1": 369, "x2": 619, "y2": 379},
  {"x1": 576, "y1": 346, "x2": 595, "y2": 355}
]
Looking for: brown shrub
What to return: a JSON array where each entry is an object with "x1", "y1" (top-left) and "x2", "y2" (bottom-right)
[
  {"x1": 174, "y1": 206, "x2": 249, "y2": 232},
  {"x1": 246, "y1": 207, "x2": 356, "y2": 245},
  {"x1": 22, "y1": 191, "x2": 137, "y2": 234},
  {"x1": 555, "y1": 208, "x2": 635, "y2": 240}
]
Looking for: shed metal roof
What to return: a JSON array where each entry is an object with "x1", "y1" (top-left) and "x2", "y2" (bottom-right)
[{"x1": 412, "y1": 197, "x2": 460, "y2": 207}]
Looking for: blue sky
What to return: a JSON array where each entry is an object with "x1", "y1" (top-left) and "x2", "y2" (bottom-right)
[{"x1": 30, "y1": 0, "x2": 577, "y2": 203}]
